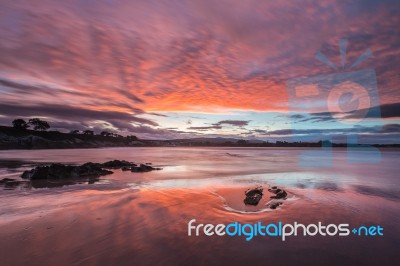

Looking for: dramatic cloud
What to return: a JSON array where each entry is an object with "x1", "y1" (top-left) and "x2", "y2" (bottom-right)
[
  {"x1": 0, "y1": 0, "x2": 399, "y2": 141},
  {"x1": 0, "y1": 102, "x2": 157, "y2": 133},
  {"x1": 187, "y1": 120, "x2": 250, "y2": 132},
  {"x1": 380, "y1": 124, "x2": 400, "y2": 133},
  {"x1": 213, "y1": 120, "x2": 250, "y2": 127},
  {"x1": 273, "y1": 126, "x2": 395, "y2": 136},
  {"x1": 345, "y1": 103, "x2": 400, "y2": 119},
  {"x1": 187, "y1": 126, "x2": 222, "y2": 131},
  {"x1": 287, "y1": 103, "x2": 400, "y2": 124}
]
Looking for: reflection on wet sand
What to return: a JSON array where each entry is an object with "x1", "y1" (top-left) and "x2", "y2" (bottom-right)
[
  {"x1": 0, "y1": 147, "x2": 399, "y2": 265},
  {"x1": 0, "y1": 184, "x2": 399, "y2": 265},
  {"x1": 0, "y1": 177, "x2": 103, "y2": 189}
]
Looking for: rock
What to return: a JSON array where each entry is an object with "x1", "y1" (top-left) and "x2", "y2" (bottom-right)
[
  {"x1": 22, "y1": 165, "x2": 51, "y2": 179},
  {"x1": 47, "y1": 163, "x2": 77, "y2": 178},
  {"x1": 21, "y1": 162, "x2": 113, "y2": 180},
  {"x1": 243, "y1": 186, "x2": 263, "y2": 206},
  {"x1": 267, "y1": 187, "x2": 278, "y2": 193},
  {"x1": 274, "y1": 189, "x2": 288, "y2": 199},
  {"x1": 21, "y1": 160, "x2": 161, "y2": 180},
  {"x1": 101, "y1": 160, "x2": 136, "y2": 168},
  {"x1": 268, "y1": 187, "x2": 288, "y2": 199},
  {"x1": 78, "y1": 162, "x2": 113, "y2": 177},
  {"x1": 268, "y1": 201, "x2": 282, "y2": 209},
  {"x1": 131, "y1": 164, "x2": 161, "y2": 172}
]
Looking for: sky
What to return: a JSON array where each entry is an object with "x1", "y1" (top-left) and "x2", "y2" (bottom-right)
[{"x1": 0, "y1": 0, "x2": 399, "y2": 143}]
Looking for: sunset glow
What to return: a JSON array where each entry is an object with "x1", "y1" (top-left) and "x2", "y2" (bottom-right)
[{"x1": 0, "y1": 0, "x2": 399, "y2": 142}]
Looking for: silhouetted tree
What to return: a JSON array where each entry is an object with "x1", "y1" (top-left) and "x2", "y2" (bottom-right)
[
  {"x1": 12, "y1": 119, "x2": 29, "y2": 130},
  {"x1": 237, "y1": 139, "x2": 247, "y2": 144},
  {"x1": 100, "y1": 131, "x2": 111, "y2": 137},
  {"x1": 28, "y1": 118, "x2": 50, "y2": 131},
  {"x1": 83, "y1": 130, "x2": 94, "y2": 135},
  {"x1": 70, "y1": 130, "x2": 80, "y2": 134},
  {"x1": 126, "y1": 135, "x2": 138, "y2": 141}
]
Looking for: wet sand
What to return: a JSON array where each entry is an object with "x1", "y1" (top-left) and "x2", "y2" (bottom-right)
[{"x1": 0, "y1": 147, "x2": 399, "y2": 265}]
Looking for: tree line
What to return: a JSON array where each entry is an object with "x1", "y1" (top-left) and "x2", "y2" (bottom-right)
[
  {"x1": 12, "y1": 118, "x2": 50, "y2": 131},
  {"x1": 11, "y1": 118, "x2": 138, "y2": 140}
]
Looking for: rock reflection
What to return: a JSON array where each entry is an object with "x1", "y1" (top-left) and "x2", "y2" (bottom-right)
[{"x1": 0, "y1": 177, "x2": 102, "y2": 189}]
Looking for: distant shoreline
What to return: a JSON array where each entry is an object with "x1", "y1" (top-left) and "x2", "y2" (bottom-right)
[
  {"x1": 1, "y1": 143, "x2": 400, "y2": 150},
  {"x1": 1, "y1": 125, "x2": 399, "y2": 150}
]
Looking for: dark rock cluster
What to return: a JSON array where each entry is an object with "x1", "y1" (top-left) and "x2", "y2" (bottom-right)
[
  {"x1": 131, "y1": 163, "x2": 162, "y2": 172},
  {"x1": 20, "y1": 160, "x2": 161, "y2": 180},
  {"x1": 243, "y1": 185, "x2": 289, "y2": 209},
  {"x1": 243, "y1": 186, "x2": 264, "y2": 206},
  {"x1": 121, "y1": 163, "x2": 161, "y2": 172},
  {"x1": 268, "y1": 186, "x2": 288, "y2": 199},
  {"x1": 21, "y1": 162, "x2": 113, "y2": 180},
  {"x1": 267, "y1": 186, "x2": 288, "y2": 210},
  {"x1": 101, "y1": 160, "x2": 135, "y2": 168},
  {"x1": 267, "y1": 201, "x2": 283, "y2": 209}
]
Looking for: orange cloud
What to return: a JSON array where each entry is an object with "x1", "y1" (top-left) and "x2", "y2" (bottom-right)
[{"x1": 0, "y1": 0, "x2": 399, "y2": 137}]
